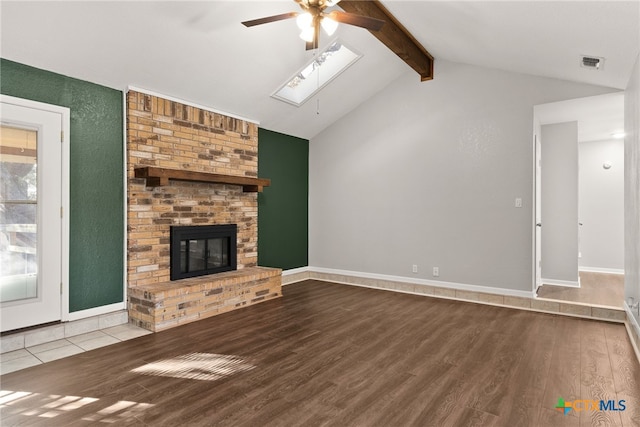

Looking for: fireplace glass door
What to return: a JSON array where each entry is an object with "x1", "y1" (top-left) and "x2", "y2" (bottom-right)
[
  {"x1": 171, "y1": 224, "x2": 237, "y2": 280},
  {"x1": 180, "y1": 237, "x2": 230, "y2": 274}
]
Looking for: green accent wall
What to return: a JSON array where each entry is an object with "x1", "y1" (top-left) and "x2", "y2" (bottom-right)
[
  {"x1": 258, "y1": 128, "x2": 308, "y2": 270},
  {"x1": 1, "y1": 58, "x2": 124, "y2": 312}
]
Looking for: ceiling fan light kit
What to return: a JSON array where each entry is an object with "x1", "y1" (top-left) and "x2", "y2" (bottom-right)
[
  {"x1": 299, "y1": 26, "x2": 315, "y2": 42},
  {"x1": 242, "y1": 0, "x2": 385, "y2": 51},
  {"x1": 321, "y1": 16, "x2": 338, "y2": 36},
  {"x1": 241, "y1": 0, "x2": 434, "y2": 84},
  {"x1": 296, "y1": 12, "x2": 313, "y2": 29},
  {"x1": 297, "y1": 14, "x2": 338, "y2": 42}
]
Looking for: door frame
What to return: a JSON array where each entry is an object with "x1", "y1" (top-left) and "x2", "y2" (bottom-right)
[
  {"x1": 1, "y1": 94, "x2": 70, "y2": 325},
  {"x1": 533, "y1": 131, "x2": 542, "y2": 292}
]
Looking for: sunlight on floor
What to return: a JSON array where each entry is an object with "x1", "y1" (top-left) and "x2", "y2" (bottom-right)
[
  {"x1": 0, "y1": 389, "x2": 154, "y2": 423},
  {"x1": 82, "y1": 400, "x2": 154, "y2": 423},
  {"x1": 131, "y1": 352, "x2": 256, "y2": 381}
]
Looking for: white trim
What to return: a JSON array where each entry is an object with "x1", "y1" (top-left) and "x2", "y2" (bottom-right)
[
  {"x1": 66, "y1": 302, "x2": 127, "y2": 322},
  {"x1": 531, "y1": 128, "x2": 538, "y2": 295},
  {"x1": 540, "y1": 278, "x2": 581, "y2": 288},
  {"x1": 624, "y1": 302, "x2": 640, "y2": 364},
  {"x1": 122, "y1": 90, "x2": 128, "y2": 313},
  {"x1": 579, "y1": 267, "x2": 625, "y2": 275},
  {"x1": 0, "y1": 95, "x2": 69, "y2": 115},
  {"x1": 625, "y1": 301, "x2": 640, "y2": 336},
  {"x1": 61, "y1": 102, "x2": 70, "y2": 321},
  {"x1": 282, "y1": 267, "x2": 310, "y2": 276},
  {"x1": 127, "y1": 86, "x2": 260, "y2": 125},
  {"x1": 309, "y1": 266, "x2": 535, "y2": 298},
  {"x1": 0, "y1": 95, "x2": 70, "y2": 324}
]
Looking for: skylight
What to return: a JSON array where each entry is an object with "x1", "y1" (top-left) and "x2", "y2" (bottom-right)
[{"x1": 272, "y1": 40, "x2": 362, "y2": 107}]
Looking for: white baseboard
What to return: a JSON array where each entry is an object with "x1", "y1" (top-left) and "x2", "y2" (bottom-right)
[
  {"x1": 66, "y1": 302, "x2": 127, "y2": 322},
  {"x1": 541, "y1": 278, "x2": 580, "y2": 288},
  {"x1": 309, "y1": 266, "x2": 534, "y2": 298},
  {"x1": 624, "y1": 301, "x2": 640, "y2": 364},
  {"x1": 579, "y1": 267, "x2": 625, "y2": 275}
]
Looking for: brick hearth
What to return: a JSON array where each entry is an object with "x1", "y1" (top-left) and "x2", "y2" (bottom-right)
[
  {"x1": 128, "y1": 267, "x2": 281, "y2": 332},
  {"x1": 126, "y1": 91, "x2": 281, "y2": 331}
]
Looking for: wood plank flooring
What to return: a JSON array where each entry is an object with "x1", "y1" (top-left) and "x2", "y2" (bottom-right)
[
  {"x1": 1, "y1": 280, "x2": 639, "y2": 426},
  {"x1": 537, "y1": 272, "x2": 625, "y2": 307}
]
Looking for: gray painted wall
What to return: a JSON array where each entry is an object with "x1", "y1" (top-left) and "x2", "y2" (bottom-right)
[
  {"x1": 541, "y1": 122, "x2": 579, "y2": 284},
  {"x1": 625, "y1": 54, "x2": 640, "y2": 325},
  {"x1": 310, "y1": 60, "x2": 614, "y2": 292},
  {"x1": 579, "y1": 139, "x2": 624, "y2": 272}
]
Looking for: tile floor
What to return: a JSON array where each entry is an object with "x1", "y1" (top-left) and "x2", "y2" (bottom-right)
[{"x1": 0, "y1": 324, "x2": 151, "y2": 375}]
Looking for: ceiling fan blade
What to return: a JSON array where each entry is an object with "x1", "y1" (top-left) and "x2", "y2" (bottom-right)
[
  {"x1": 241, "y1": 12, "x2": 298, "y2": 27},
  {"x1": 326, "y1": 10, "x2": 384, "y2": 31}
]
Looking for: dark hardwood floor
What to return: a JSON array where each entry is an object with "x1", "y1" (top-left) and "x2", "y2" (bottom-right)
[{"x1": 1, "y1": 280, "x2": 639, "y2": 426}]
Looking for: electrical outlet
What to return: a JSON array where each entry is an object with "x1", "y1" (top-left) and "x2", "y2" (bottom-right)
[
  {"x1": 412, "y1": 265, "x2": 418, "y2": 273},
  {"x1": 433, "y1": 267, "x2": 439, "y2": 277}
]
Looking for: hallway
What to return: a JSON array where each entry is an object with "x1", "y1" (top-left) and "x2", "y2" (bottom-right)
[{"x1": 537, "y1": 272, "x2": 625, "y2": 308}]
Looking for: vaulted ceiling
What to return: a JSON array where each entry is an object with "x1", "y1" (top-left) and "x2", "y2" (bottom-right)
[{"x1": 1, "y1": 1, "x2": 638, "y2": 140}]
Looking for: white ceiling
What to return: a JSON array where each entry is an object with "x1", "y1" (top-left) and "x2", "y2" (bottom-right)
[
  {"x1": 1, "y1": 1, "x2": 638, "y2": 140},
  {"x1": 535, "y1": 92, "x2": 625, "y2": 143},
  {"x1": 384, "y1": 1, "x2": 639, "y2": 90}
]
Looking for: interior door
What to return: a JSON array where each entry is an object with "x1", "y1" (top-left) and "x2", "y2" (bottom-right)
[
  {"x1": 535, "y1": 134, "x2": 542, "y2": 289},
  {"x1": 1, "y1": 98, "x2": 65, "y2": 331}
]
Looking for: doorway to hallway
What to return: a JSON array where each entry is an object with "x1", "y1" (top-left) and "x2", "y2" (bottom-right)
[
  {"x1": 537, "y1": 271, "x2": 624, "y2": 308},
  {"x1": 533, "y1": 92, "x2": 625, "y2": 308}
]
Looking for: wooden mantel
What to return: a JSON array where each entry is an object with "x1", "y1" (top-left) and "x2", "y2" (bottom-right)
[{"x1": 134, "y1": 166, "x2": 271, "y2": 192}]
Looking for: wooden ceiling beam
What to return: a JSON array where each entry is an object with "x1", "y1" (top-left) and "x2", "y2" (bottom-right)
[{"x1": 339, "y1": 0, "x2": 434, "y2": 81}]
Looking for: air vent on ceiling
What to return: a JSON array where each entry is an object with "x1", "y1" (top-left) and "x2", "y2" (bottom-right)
[{"x1": 580, "y1": 55, "x2": 605, "y2": 70}]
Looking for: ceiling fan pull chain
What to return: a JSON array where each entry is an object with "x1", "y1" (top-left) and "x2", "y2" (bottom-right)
[{"x1": 317, "y1": 99, "x2": 320, "y2": 115}]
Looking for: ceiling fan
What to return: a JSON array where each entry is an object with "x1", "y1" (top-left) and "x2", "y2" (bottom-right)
[{"x1": 241, "y1": 0, "x2": 385, "y2": 50}]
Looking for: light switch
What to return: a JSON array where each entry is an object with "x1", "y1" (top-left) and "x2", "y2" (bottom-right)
[{"x1": 515, "y1": 198, "x2": 523, "y2": 208}]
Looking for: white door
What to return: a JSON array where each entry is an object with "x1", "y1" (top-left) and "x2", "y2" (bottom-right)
[
  {"x1": 1, "y1": 97, "x2": 68, "y2": 331},
  {"x1": 535, "y1": 134, "x2": 542, "y2": 289}
]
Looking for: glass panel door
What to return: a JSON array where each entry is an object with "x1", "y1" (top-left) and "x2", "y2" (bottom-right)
[
  {"x1": 0, "y1": 126, "x2": 38, "y2": 303},
  {"x1": 1, "y1": 96, "x2": 66, "y2": 332}
]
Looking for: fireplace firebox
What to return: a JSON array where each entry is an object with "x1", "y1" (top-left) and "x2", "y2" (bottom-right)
[{"x1": 170, "y1": 224, "x2": 237, "y2": 280}]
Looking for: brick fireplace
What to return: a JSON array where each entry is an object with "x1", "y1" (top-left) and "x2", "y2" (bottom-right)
[{"x1": 126, "y1": 91, "x2": 281, "y2": 332}]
